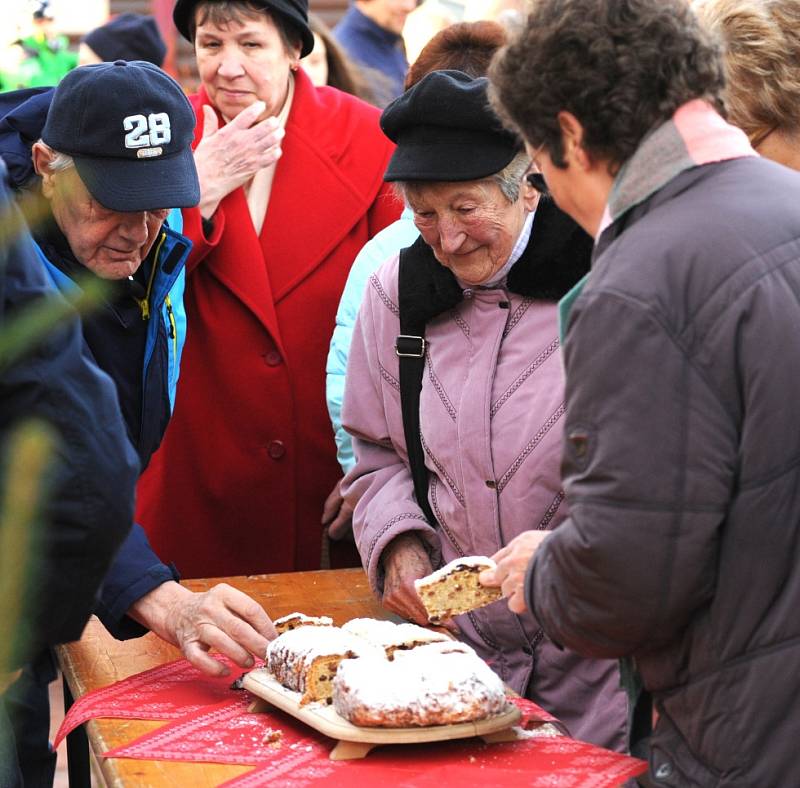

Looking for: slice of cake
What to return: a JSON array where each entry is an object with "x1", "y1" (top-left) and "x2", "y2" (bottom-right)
[
  {"x1": 333, "y1": 647, "x2": 508, "y2": 727},
  {"x1": 266, "y1": 626, "x2": 381, "y2": 705},
  {"x1": 273, "y1": 612, "x2": 334, "y2": 635},
  {"x1": 414, "y1": 556, "x2": 502, "y2": 623},
  {"x1": 342, "y1": 618, "x2": 450, "y2": 659}
]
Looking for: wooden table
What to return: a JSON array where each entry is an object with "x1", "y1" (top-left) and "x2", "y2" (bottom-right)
[{"x1": 56, "y1": 569, "x2": 391, "y2": 787}]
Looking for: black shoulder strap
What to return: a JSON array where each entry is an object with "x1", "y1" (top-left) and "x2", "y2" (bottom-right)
[{"x1": 397, "y1": 249, "x2": 438, "y2": 527}]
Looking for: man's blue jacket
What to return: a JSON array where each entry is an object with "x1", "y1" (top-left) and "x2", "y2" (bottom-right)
[
  {"x1": 0, "y1": 88, "x2": 191, "y2": 639},
  {"x1": 0, "y1": 159, "x2": 139, "y2": 659}
]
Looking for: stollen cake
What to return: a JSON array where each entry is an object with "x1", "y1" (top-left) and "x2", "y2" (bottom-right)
[
  {"x1": 273, "y1": 612, "x2": 334, "y2": 635},
  {"x1": 414, "y1": 556, "x2": 503, "y2": 623},
  {"x1": 266, "y1": 626, "x2": 381, "y2": 705},
  {"x1": 341, "y1": 617, "x2": 450, "y2": 658},
  {"x1": 332, "y1": 647, "x2": 508, "y2": 727},
  {"x1": 400, "y1": 639, "x2": 476, "y2": 658}
]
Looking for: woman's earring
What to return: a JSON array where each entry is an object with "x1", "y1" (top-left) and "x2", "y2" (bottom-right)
[{"x1": 290, "y1": 62, "x2": 300, "y2": 72}]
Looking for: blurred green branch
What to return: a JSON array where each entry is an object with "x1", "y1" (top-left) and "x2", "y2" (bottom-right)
[
  {"x1": 0, "y1": 191, "x2": 52, "y2": 252},
  {"x1": 0, "y1": 419, "x2": 57, "y2": 675},
  {"x1": 1, "y1": 198, "x2": 110, "y2": 372},
  {"x1": 0, "y1": 276, "x2": 110, "y2": 372}
]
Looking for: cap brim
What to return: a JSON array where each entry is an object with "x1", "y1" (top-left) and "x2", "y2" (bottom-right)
[
  {"x1": 383, "y1": 139, "x2": 518, "y2": 183},
  {"x1": 73, "y1": 146, "x2": 200, "y2": 212}
]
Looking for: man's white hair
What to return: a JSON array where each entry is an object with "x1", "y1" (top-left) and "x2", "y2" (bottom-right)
[{"x1": 37, "y1": 140, "x2": 75, "y2": 172}]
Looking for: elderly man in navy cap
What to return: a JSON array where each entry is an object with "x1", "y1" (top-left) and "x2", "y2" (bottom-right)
[{"x1": 0, "y1": 61, "x2": 277, "y2": 787}]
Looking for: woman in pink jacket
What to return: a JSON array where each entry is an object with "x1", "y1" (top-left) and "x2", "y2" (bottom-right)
[{"x1": 342, "y1": 71, "x2": 627, "y2": 749}]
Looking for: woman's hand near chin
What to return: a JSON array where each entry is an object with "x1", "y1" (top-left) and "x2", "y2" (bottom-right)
[
  {"x1": 381, "y1": 532, "x2": 434, "y2": 626},
  {"x1": 194, "y1": 101, "x2": 285, "y2": 219}
]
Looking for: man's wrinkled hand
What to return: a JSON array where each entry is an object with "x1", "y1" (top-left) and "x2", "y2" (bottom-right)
[
  {"x1": 129, "y1": 581, "x2": 277, "y2": 677},
  {"x1": 381, "y1": 533, "x2": 434, "y2": 626},
  {"x1": 195, "y1": 102, "x2": 285, "y2": 219},
  {"x1": 480, "y1": 530, "x2": 551, "y2": 615}
]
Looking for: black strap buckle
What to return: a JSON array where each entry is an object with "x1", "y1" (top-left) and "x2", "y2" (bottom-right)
[{"x1": 395, "y1": 335, "x2": 426, "y2": 358}]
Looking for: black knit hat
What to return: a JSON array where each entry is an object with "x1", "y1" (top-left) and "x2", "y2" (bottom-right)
[
  {"x1": 173, "y1": 0, "x2": 314, "y2": 58},
  {"x1": 83, "y1": 14, "x2": 167, "y2": 68},
  {"x1": 381, "y1": 70, "x2": 521, "y2": 182}
]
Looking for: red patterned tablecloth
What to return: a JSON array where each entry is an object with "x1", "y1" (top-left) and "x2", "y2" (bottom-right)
[
  {"x1": 55, "y1": 656, "x2": 249, "y2": 747},
  {"x1": 57, "y1": 657, "x2": 647, "y2": 786}
]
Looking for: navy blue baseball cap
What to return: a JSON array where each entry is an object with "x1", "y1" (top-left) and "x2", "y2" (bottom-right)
[{"x1": 41, "y1": 61, "x2": 200, "y2": 212}]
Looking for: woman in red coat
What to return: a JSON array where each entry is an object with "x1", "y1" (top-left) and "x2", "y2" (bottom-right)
[{"x1": 136, "y1": 0, "x2": 401, "y2": 578}]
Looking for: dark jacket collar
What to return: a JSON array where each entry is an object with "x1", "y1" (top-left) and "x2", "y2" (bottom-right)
[{"x1": 399, "y1": 196, "x2": 594, "y2": 329}]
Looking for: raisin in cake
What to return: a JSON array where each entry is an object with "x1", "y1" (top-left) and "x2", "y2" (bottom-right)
[
  {"x1": 342, "y1": 618, "x2": 450, "y2": 659},
  {"x1": 266, "y1": 626, "x2": 380, "y2": 705},
  {"x1": 273, "y1": 612, "x2": 333, "y2": 635},
  {"x1": 414, "y1": 556, "x2": 502, "y2": 623},
  {"x1": 333, "y1": 647, "x2": 508, "y2": 727}
]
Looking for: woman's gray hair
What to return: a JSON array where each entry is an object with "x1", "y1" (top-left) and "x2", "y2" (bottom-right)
[
  {"x1": 37, "y1": 140, "x2": 75, "y2": 172},
  {"x1": 394, "y1": 151, "x2": 531, "y2": 205},
  {"x1": 490, "y1": 151, "x2": 530, "y2": 203}
]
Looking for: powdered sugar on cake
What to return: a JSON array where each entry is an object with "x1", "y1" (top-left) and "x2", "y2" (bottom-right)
[
  {"x1": 333, "y1": 649, "x2": 508, "y2": 727},
  {"x1": 273, "y1": 612, "x2": 334, "y2": 633},
  {"x1": 265, "y1": 615, "x2": 508, "y2": 725},
  {"x1": 266, "y1": 626, "x2": 382, "y2": 703},
  {"x1": 342, "y1": 618, "x2": 449, "y2": 655}
]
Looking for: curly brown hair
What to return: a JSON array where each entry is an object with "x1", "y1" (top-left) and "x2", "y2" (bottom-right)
[
  {"x1": 695, "y1": 0, "x2": 800, "y2": 143},
  {"x1": 489, "y1": 0, "x2": 725, "y2": 170}
]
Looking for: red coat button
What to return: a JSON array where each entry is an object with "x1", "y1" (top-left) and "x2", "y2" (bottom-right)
[
  {"x1": 264, "y1": 351, "x2": 283, "y2": 367},
  {"x1": 267, "y1": 440, "x2": 286, "y2": 460}
]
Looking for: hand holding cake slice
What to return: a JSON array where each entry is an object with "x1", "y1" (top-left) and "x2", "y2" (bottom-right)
[{"x1": 414, "y1": 556, "x2": 503, "y2": 624}]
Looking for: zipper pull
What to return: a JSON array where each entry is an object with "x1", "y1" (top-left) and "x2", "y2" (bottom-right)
[{"x1": 165, "y1": 295, "x2": 177, "y2": 340}]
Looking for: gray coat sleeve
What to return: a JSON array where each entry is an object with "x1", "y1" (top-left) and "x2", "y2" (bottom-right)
[{"x1": 527, "y1": 291, "x2": 735, "y2": 659}]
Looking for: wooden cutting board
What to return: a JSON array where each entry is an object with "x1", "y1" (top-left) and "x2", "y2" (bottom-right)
[{"x1": 243, "y1": 668, "x2": 523, "y2": 760}]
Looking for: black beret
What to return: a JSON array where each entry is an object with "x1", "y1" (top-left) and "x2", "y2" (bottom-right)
[
  {"x1": 380, "y1": 70, "x2": 521, "y2": 182},
  {"x1": 173, "y1": 0, "x2": 314, "y2": 58}
]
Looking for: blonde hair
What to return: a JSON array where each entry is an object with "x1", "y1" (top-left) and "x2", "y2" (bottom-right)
[{"x1": 695, "y1": 0, "x2": 800, "y2": 140}]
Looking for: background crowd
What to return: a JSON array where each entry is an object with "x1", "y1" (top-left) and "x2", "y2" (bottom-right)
[{"x1": 2, "y1": 0, "x2": 800, "y2": 787}]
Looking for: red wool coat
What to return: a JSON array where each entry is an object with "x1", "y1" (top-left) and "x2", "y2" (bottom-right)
[{"x1": 136, "y1": 70, "x2": 400, "y2": 578}]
